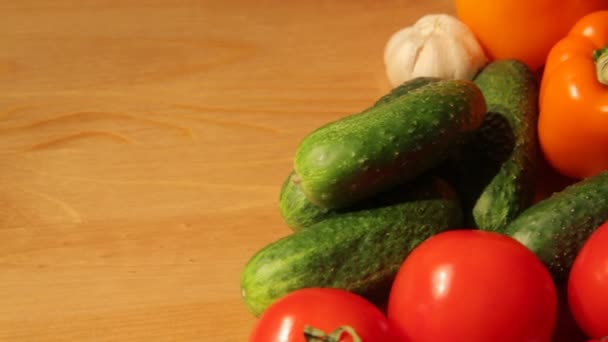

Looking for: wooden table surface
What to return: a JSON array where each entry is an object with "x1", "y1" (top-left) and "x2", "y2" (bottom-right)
[{"x1": 0, "y1": 1, "x2": 454, "y2": 340}]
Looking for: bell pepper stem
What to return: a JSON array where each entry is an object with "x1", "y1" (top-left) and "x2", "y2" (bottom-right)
[{"x1": 593, "y1": 46, "x2": 608, "y2": 85}]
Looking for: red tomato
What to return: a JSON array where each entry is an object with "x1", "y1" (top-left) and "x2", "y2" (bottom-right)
[
  {"x1": 388, "y1": 230, "x2": 557, "y2": 342},
  {"x1": 568, "y1": 221, "x2": 608, "y2": 339},
  {"x1": 249, "y1": 287, "x2": 398, "y2": 342}
]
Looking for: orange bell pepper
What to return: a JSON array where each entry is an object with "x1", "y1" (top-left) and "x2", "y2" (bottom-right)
[
  {"x1": 454, "y1": 0, "x2": 607, "y2": 71},
  {"x1": 538, "y1": 11, "x2": 608, "y2": 179}
]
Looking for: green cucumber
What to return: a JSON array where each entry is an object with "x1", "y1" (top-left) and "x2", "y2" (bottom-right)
[
  {"x1": 470, "y1": 59, "x2": 540, "y2": 231},
  {"x1": 279, "y1": 165, "x2": 459, "y2": 231},
  {"x1": 242, "y1": 177, "x2": 462, "y2": 316},
  {"x1": 440, "y1": 60, "x2": 539, "y2": 230},
  {"x1": 505, "y1": 171, "x2": 608, "y2": 281},
  {"x1": 293, "y1": 79, "x2": 486, "y2": 209},
  {"x1": 279, "y1": 171, "x2": 334, "y2": 230},
  {"x1": 279, "y1": 77, "x2": 444, "y2": 231}
]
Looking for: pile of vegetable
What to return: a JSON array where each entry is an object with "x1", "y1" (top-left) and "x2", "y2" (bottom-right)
[{"x1": 241, "y1": 3, "x2": 608, "y2": 342}]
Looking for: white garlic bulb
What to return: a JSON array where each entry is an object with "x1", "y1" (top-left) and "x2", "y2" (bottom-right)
[{"x1": 384, "y1": 14, "x2": 488, "y2": 87}]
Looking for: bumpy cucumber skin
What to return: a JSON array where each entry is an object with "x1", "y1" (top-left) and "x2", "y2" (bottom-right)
[
  {"x1": 279, "y1": 171, "x2": 333, "y2": 231},
  {"x1": 505, "y1": 171, "x2": 608, "y2": 282},
  {"x1": 374, "y1": 77, "x2": 441, "y2": 106},
  {"x1": 294, "y1": 79, "x2": 486, "y2": 209},
  {"x1": 471, "y1": 59, "x2": 540, "y2": 232},
  {"x1": 279, "y1": 78, "x2": 443, "y2": 231},
  {"x1": 280, "y1": 166, "x2": 458, "y2": 231},
  {"x1": 242, "y1": 177, "x2": 462, "y2": 316}
]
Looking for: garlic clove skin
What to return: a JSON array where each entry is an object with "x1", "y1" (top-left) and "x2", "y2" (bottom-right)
[
  {"x1": 384, "y1": 28, "x2": 424, "y2": 86},
  {"x1": 384, "y1": 14, "x2": 488, "y2": 87}
]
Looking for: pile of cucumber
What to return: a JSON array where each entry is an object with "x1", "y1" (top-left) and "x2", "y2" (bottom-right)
[{"x1": 240, "y1": 60, "x2": 608, "y2": 317}]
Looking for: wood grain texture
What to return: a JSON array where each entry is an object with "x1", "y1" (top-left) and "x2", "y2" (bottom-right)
[{"x1": 0, "y1": 1, "x2": 454, "y2": 340}]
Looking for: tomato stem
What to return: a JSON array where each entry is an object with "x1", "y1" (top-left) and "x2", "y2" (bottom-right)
[
  {"x1": 594, "y1": 46, "x2": 608, "y2": 86},
  {"x1": 303, "y1": 325, "x2": 362, "y2": 342}
]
